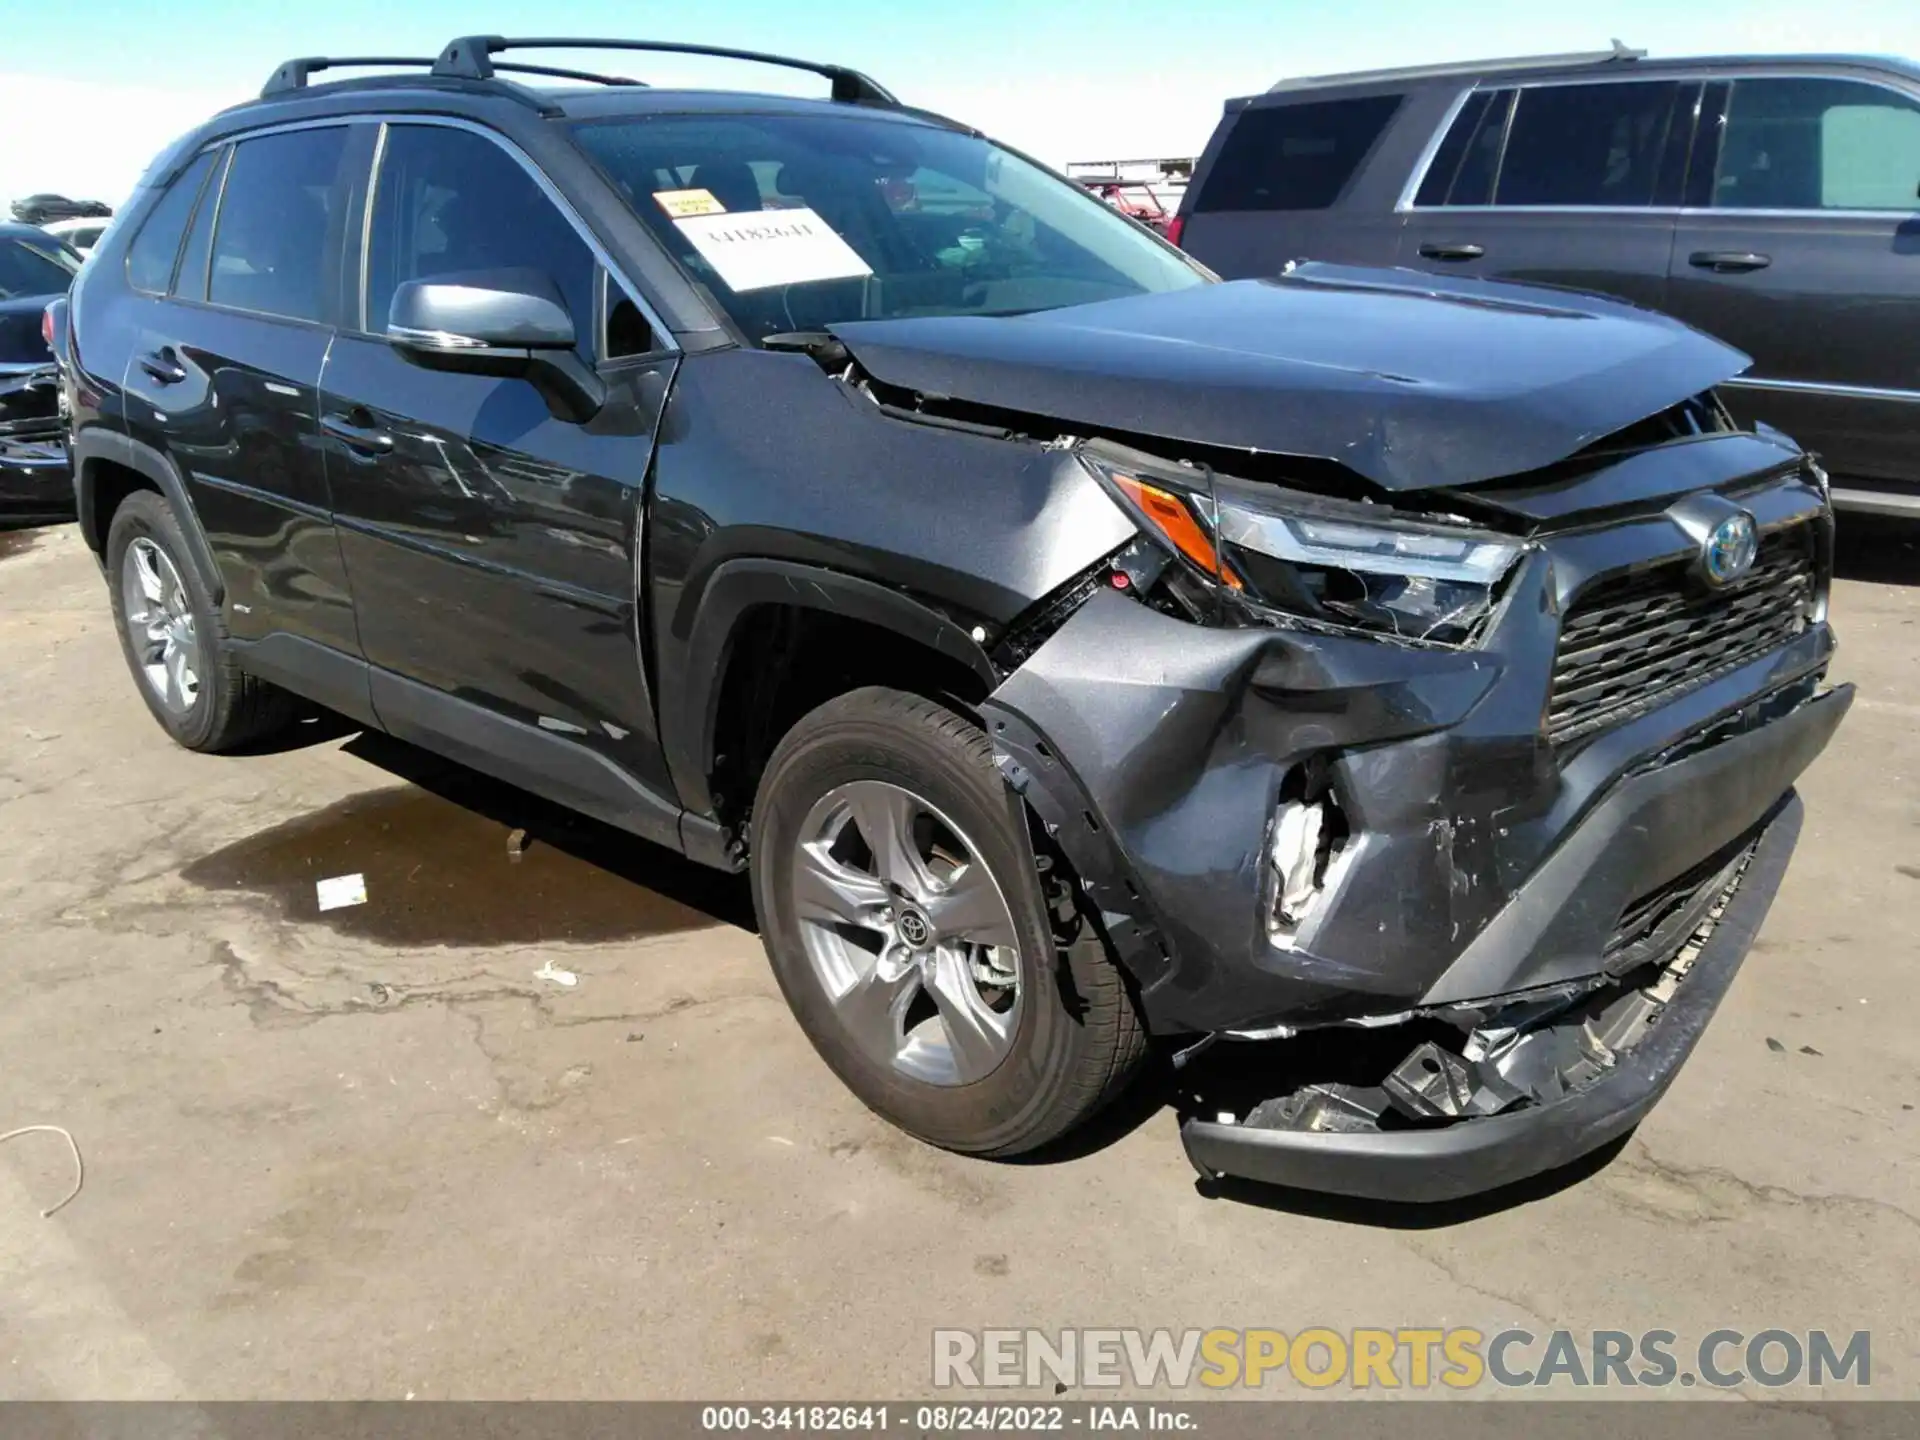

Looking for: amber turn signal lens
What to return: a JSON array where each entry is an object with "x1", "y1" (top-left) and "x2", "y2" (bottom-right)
[{"x1": 1110, "y1": 473, "x2": 1243, "y2": 589}]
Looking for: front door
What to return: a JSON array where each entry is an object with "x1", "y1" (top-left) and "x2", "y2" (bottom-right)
[
  {"x1": 320, "y1": 120, "x2": 679, "y2": 825},
  {"x1": 1664, "y1": 75, "x2": 1920, "y2": 500}
]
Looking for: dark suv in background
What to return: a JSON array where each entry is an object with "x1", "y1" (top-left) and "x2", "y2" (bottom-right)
[
  {"x1": 1178, "y1": 46, "x2": 1920, "y2": 519},
  {"x1": 52, "y1": 36, "x2": 1849, "y2": 1202}
]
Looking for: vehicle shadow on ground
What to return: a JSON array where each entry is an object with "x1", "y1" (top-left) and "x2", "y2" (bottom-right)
[
  {"x1": 0, "y1": 520, "x2": 60, "y2": 561},
  {"x1": 225, "y1": 703, "x2": 365, "y2": 756},
  {"x1": 240, "y1": 710, "x2": 757, "y2": 932},
  {"x1": 339, "y1": 728, "x2": 760, "y2": 933},
  {"x1": 1833, "y1": 515, "x2": 1920, "y2": 586}
]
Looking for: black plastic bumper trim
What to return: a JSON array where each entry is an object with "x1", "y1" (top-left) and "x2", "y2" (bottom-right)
[{"x1": 1179, "y1": 790, "x2": 1803, "y2": 1204}]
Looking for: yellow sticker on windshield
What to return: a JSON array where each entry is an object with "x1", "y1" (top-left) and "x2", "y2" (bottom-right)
[{"x1": 654, "y1": 188, "x2": 726, "y2": 218}]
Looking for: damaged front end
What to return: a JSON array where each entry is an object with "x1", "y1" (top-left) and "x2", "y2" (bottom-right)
[
  {"x1": 1234, "y1": 825, "x2": 1756, "y2": 1130},
  {"x1": 813, "y1": 263, "x2": 1852, "y2": 1200},
  {"x1": 978, "y1": 418, "x2": 1849, "y2": 1201},
  {"x1": 1181, "y1": 803, "x2": 1796, "y2": 1203}
]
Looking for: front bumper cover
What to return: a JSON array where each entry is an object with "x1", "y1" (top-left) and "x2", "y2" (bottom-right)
[{"x1": 1179, "y1": 792, "x2": 1802, "y2": 1202}]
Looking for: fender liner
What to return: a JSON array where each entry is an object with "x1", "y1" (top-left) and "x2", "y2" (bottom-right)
[
  {"x1": 664, "y1": 557, "x2": 998, "y2": 821},
  {"x1": 71, "y1": 428, "x2": 224, "y2": 604}
]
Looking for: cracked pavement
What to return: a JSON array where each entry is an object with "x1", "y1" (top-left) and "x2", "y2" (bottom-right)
[{"x1": 1, "y1": 521, "x2": 1916, "y2": 1399}]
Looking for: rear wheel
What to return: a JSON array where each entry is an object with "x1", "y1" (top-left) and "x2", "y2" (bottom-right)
[
  {"x1": 750, "y1": 687, "x2": 1147, "y2": 1156},
  {"x1": 105, "y1": 490, "x2": 294, "y2": 752}
]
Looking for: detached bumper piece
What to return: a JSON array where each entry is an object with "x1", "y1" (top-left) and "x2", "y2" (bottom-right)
[{"x1": 1181, "y1": 794, "x2": 1803, "y2": 1203}]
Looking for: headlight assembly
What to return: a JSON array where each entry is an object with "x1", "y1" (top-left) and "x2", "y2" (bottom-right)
[{"x1": 1083, "y1": 447, "x2": 1523, "y2": 646}]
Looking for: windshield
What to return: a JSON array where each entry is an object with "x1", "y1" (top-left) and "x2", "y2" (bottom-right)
[
  {"x1": 0, "y1": 236, "x2": 79, "y2": 299},
  {"x1": 572, "y1": 112, "x2": 1207, "y2": 340}
]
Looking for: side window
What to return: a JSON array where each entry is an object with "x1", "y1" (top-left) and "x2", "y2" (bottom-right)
[
  {"x1": 366, "y1": 124, "x2": 596, "y2": 356},
  {"x1": 1495, "y1": 81, "x2": 1683, "y2": 206},
  {"x1": 124, "y1": 150, "x2": 215, "y2": 295},
  {"x1": 1413, "y1": 90, "x2": 1511, "y2": 206},
  {"x1": 1715, "y1": 78, "x2": 1920, "y2": 211},
  {"x1": 173, "y1": 147, "x2": 229, "y2": 303},
  {"x1": 602, "y1": 271, "x2": 655, "y2": 359},
  {"x1": 1193, "y1": 95, "x2": 1403, "y2": 212},
  {"x1": 209, "y1": 127, "x2": 350, "y2": 323}
]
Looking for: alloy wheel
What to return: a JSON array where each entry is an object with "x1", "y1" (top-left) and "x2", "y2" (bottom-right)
[
  {"x1": 121, "y1": 537, "x2": 201, "y2": 715},
  {"x1": 790, "y1": 780, "x2": 1024, "y2": 1086}
]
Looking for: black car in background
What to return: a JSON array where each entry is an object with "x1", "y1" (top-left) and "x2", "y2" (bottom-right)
[
  {"x1": 1176, "y1": 47, "x2": 1920, "y2": 519},
  {"x1": 0, "y1": 223, "x2": 79, "y2": 520},
  {"x1": 10, "y1": 194, "x2": 112, "y2": 227},
  {"x1": 52, "y1": 37, "x2": 1847, "y2": 1201}
]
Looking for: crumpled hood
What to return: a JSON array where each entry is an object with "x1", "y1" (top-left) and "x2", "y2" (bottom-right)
[{"x1": 829, "y1": 262, "x2": 1751, "y2": 491}]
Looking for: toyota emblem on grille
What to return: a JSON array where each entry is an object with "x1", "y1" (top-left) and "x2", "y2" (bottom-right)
[
  {"x1": 1701, "y1": 513, "x2": 1758, "y2": 587},
  {"x1": 1666, "y1": 494, "x2": 1761, "y2": 591}
]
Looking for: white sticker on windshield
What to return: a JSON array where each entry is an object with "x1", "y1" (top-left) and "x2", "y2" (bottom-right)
[{"x1": 673, "y1": 206, "x2": 873, "y2": 292}]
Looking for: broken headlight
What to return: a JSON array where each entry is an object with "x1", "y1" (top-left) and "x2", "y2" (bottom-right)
[{"x1": 1084, "y1": 450, "x2": 1523, "y2": 645}]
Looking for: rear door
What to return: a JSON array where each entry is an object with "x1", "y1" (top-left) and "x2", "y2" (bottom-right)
[
  {"x1": 1397, "y1": 77, "x2": 1694, "y2": 313},
  {"x1": 320, "y1": 119, "x2": 680, "y2": 820},
  {"x1": 1665, "y1": 74, "x2": 1920, "y2": 500},
  {"x1": 118, "y1": 123, "x2": 364, "y2": 662}
]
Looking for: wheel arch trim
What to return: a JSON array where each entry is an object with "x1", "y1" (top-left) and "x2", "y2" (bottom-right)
[
  {"x1": 664, "y1": 557, "x2": 999, "y2": 821},
  {"x1": 72, "y1": 428, "x2": 225, "y2": 604}
]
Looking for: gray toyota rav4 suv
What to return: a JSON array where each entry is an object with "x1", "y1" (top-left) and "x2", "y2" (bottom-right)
[
  {"x1": 1178, "y1": 45, "x2": 1920, "y2": 520},
  {"x1": 54, "y1": 36, "x2": 1849, "y2": 1202}
]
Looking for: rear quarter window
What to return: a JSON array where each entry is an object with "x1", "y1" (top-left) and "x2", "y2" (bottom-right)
[
  {"x1": 1193, "y1": 94, "x2": 1403, "y2": 212},
  {"x1": 125, "y1": 150, "x2": 215, "y2": 295}
]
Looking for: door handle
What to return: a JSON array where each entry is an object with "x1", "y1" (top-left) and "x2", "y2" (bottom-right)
[
  {"x1": 1689, "y1": 250, "x2": 1771, "y2": 273},
  {"x1": 321, "y1": 411, "x2": 394, "y2": 455},
  {"x1": 1418, "y1": 242, "x2": 1485, "y2": 261},
  {"x1": 137, "y1": 347, "x2": 187, "y2": 385}
]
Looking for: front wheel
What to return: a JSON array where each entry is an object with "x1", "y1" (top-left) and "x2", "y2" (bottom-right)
[{"x1": 750, "y1": 687, "x2": 1146, "y2": 1156}]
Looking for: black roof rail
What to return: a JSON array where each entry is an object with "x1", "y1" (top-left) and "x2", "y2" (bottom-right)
[
  {"x1": 262, "y1": 56, "x2": 438, "y2": 97},
  {"x1": 1267, "y1": 38, "x2": 1645, "y2": 93},
  {"x1": 433, "y1": 35, "x2": 898, "y2": 105},
  {"x1": 257, "y1": 55, "x2": 570, "y2": 114},
  {"x1": 491, "y1": 61, "x2": 645, "y2": 87}
]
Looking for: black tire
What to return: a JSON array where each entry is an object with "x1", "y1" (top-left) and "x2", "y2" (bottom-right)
[
  {"x1": 750, "y1": 686, "x2": 1147, "y2": 1156},
  {"x1": 104, "y1": 489, "x2": 294, "y2": 752}
]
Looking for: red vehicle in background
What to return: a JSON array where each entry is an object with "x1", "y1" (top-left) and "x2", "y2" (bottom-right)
[{"x1": 1068, "y1": 157, "x2": 1194, "y2": 241}]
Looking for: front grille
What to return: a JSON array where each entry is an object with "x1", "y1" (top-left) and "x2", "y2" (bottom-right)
[{"x1": 1547, "y1": 526, "x2": 1815, "y2": 745}]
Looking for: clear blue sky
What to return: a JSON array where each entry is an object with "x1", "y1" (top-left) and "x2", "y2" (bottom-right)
[{"x1": 6, "y1": 0, "x2": 1920, "y2": 201}]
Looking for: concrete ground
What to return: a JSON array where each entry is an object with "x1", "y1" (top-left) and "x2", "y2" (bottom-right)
[{"x1": 1, "y1": 519, "x2": 1915, "y2": 1401}]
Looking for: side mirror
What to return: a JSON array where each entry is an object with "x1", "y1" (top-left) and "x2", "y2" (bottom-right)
[{"x1": 388, "y1": 270, "x2": 604, "y2": 422}]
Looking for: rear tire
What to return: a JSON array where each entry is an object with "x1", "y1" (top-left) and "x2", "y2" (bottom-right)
[
  {"x1": 750, "y1": 686, "x2": 1147, "y2": 1156},
  {"x1": 105, "y1": 490, "x2": 294, "y2": 752}
]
